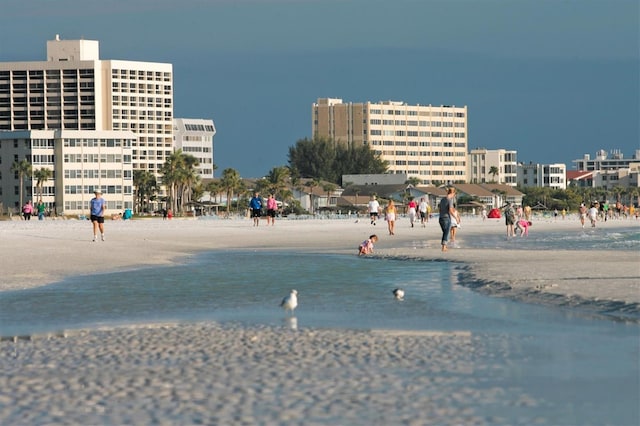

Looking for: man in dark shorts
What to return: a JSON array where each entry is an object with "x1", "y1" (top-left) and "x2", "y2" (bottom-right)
[
  {"x1": 90, "y1": 189, "x2": 106, "y2": 242},
  {"x1": 368, "y1": 195, "x2": 380, "y2": 225},
  {"x1": 249, "y1": 192, "x2": 262, "y2": 226}
]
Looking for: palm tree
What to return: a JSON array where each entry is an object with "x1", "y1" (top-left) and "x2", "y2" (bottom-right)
[
  {"x1": 405, "y1": 177, "x2": 421, "y2": 187},
  {"x1": 305, "y1": 178, "x2": 321, "y2": 214},
  {"x1": 489, "y1": 166, "x2": 499, "y2": 183},
  {"x1": 133, "y1": 170, "x2": 157, "y2": 213},
  {"x1": 176, "y1": 154, "x2": 200, "y2": 214},
  {"x1": 205, "y1": 180, "x2": 222, "y2": 203},
  {"x1": 11, "y1": 159, "x2": 32, "y2": 210},
  {"x1": 219, "y1": 168, "x2": 242, "y2": 214},
  {"x1": 322, "y1": 182, "x2": 338, "y2": 210},
  {"x1": 32, "y1": 167, "x2": 52, "y2": 202},
  {"x1": 264, "y1": 166, "x2": 290, "y2": 200},
  {"x1": 160, "y1": 150, "x2": 200, "y2": 214}
]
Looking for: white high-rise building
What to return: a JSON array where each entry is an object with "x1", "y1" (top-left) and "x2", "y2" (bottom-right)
[
  {"x1": 312, "y1": 98, "x2": 468, "y2": 185},
  {"x1": 0, "y1": 36, "x2": 173, "y2": 215},
  {"x1": 173, "y1": 118, "x2": 216, "y2": 178}
]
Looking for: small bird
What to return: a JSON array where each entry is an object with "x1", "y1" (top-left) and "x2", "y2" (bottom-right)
[
  {"x1": 392, "y1": 288, "x2": 405, "y2": 301},
  {"x1": 281, "y1": 289, "x2": 298, "y2": 315}
]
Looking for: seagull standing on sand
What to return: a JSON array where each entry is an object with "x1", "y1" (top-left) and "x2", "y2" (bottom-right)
[
  {"x1": 392, "y1": 288, "x2": 405, "y2": 301},
  {"x1": 281, "y1": 289, "x2": 298, "y2": 315}
]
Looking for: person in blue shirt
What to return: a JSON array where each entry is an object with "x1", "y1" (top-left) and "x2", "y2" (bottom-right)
[
  {"x1": 90, "y1": 189, "x2": 106, "y2": 242},
  {"x1": 249, "y1": 192, "x2": 262, "y2": 226}
]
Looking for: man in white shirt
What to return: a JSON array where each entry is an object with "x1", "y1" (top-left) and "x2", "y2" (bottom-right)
[
  {"x1": 368, "y1": 196, "x2": 380, "y2": 226},
  {"x1": 418, "y1": 197, "x2": 429, "y2": 227}
]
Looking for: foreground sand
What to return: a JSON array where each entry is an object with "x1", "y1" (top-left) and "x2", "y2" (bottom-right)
[
  {"x1": 1, "y1": 215, "x2": 638, "y2": 425},
  {"x1": 1, "y1": 214, "x2": 638, "y2": 315},
  {"x1": 1, "y1": 323, "x2": 525, "y2": 425}
]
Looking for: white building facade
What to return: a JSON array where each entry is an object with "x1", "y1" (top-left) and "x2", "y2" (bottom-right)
[
  {"x1": 312, "y1": 98, "x2": 468, "y2": 185},
  {"x1": 0, "y1": 130, "x2": 135, "y2": 215},
  {"x1": 173, "y1": 118, "x2": 216, "y2": 178},
  {"x1": 468, "y1": 148, "x2": 518, "y2": 186},
  {"x1": 517, "y1": 162, "x2": 567, "y2": 190},
  {"x1": 0, "y1": 36, "x2": 173, "y2": 215},
  {"x1": 572, "y1": 149, "x2": 640, "y2": 171}
]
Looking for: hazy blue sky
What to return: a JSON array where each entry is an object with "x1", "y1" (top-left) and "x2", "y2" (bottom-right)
[{"x1": 1, "y1": 0, "x2": 638, "y2": 177}]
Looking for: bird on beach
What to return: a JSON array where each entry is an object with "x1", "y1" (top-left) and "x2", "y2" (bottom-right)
[
  {"x1": 392, "y1": 288, "x2": 405, "y2": 301},
  {"x1": 281, "y1": 289, "x2": 298, "y2": 315}
]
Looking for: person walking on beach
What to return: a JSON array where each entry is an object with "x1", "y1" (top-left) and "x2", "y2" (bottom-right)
[
  {"x1": 36, "y1": 200, "x2": 46, "y2": 220},
  {"x1": 418, "y1": 197, "x2": 429, "y2": 227},
  {"x1": 22, "y1": 200, "x2": 33, "y2": 220},
  {"x1": 249, "y1": 192, "x2": 262, "y2": 226},
  {"x1": 588, "y1": 203, "x2": 598, "y2": 227},
  {"x1": 503, "y1": 202, "x2": 516, "y2": 238},
  {"x1": 438, "y1": 187, "x2": 456, "y2": 252},
  {"x1": 407, "y1": 197, "x2": 418, "y2": 228},
  {"x1": 385, "y1": 199, "x2": 397, "y2": 235},
  {"x1": 266, "y1": 194, "x2": 278, "y2": 226},
  {"x1": 90, "y1": 189, "x2": 106, "y2": 242},
  {"x1": 368, "y1": 195, "x2": 380, "y2": 226},
  {"x1": 579, "y1": 203, "x2": 587, "y2": 228}
]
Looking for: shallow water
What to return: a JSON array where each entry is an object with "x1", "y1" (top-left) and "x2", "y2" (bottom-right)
[
  {"x1": 429, "y1": 220, "x2": 640, "y2": 251},
  {"x1": 1, "y1": 250, "x2": 638, "y2": 425}
]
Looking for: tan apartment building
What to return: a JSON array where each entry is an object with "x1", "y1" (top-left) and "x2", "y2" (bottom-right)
[
  {"x1": 0, "y1": 36, "x2": 173, "y2": 215},
  {"x1": 312, "y1": 98, "x2": 468, "y2": 185}
]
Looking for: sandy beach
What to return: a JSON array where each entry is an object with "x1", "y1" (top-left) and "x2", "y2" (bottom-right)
[
  {"x1": 1, "y1": 215, "x2": 638, "y2": 311},
  {"x1": 1, "y1": 215, "x2": 639, "y2": 425}
]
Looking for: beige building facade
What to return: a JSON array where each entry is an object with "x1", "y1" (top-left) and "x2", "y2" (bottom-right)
[
  {"x1": 312, "y1": 98, "x2": 468, "y2": 185},
  {"x1": 468, "y1": 148, "x2": 518, "y2": 186}
]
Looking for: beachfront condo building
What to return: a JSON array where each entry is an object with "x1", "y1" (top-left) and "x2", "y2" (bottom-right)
[
  {"x1": 468, "y1": 148, "x2": 518, "y2": 187},
  {"x1": 0, "y1": 35, "x2": 173, "y2": 215},
  {"x1": 173, "y1": 118, "x2": 217, "y2": 178},
  {"x1": 0, "y1": 130, "x2": 135, "y2": 216},
  {"x1": 517, "y1": 162, "x2": 567, "y2": 190},
  {"x1": 312, "y1": 98, "x2": 468, "y2": 185},
  {"x1": 572, "y1": 149, "x2": 640, "y2": 171}
]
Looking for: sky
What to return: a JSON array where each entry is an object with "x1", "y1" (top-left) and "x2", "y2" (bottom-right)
[{"x1": 1, "y1": 0, "x2": 638, "y2": 178}]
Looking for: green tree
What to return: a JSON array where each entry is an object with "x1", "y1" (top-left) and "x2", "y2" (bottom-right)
[
  {"x1": 160, "y1": 150, "x2": 200, "y2": 214},
  {"x1": 133, "y1": 170, "x2": 157, "y2": 213},
  {"x1": 11, "y1": 159, "x2": 32, "y2": 210},
  {"x1": 322, "y1": 182, "x2": 338, "y2": 210},
  {"x1": 262, "y1": 166, "x2": 290, "y2": 200},
  {"x1": 405, "y1": 177, "x2": 421, "y2": 187},
  {"x1": 32, "y1": 167, "x2": 52, "y2": 203},
  {"x1": 219, "y1": 168, "x2": 242, "y2": 214},
  {"x1": 488, "y1": 166, "x2": 499, "y2": 182},
  {"x1": 305, "y1": 178, "x2": 321, "y2": 214},
  {"x1": 205, "y1": 180, "x2": 222, "y2": 204},
  {"x1": 288, "y1": 136, "x2": 387, "y2": 184}
]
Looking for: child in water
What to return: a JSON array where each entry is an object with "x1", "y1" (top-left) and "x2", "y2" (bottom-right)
[{"x1": 358, "y1": 234, "x2": 378, "y2": 255}]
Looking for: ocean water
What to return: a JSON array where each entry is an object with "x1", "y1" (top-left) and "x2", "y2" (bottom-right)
[
  {"x1": 459, "y1": 221, "x2": 640, "y2": 251},
  {"x1": 0, "y1": 225, "x2": 638, "y2": 425}
]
